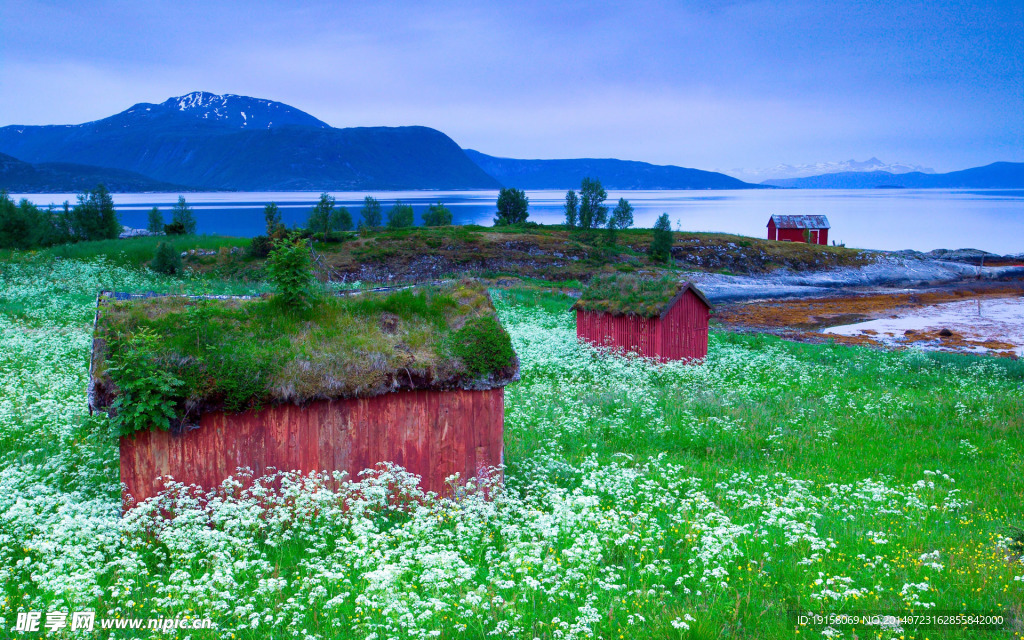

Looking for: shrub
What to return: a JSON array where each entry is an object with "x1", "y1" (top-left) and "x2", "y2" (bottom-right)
[
  {"x1": 266, "y1": 234, "x2": 317, "y2": 310},
  {"x1": 107, "y1": 328, "x2": 185, "y2": 436},
  {"x1": 494, "y1": 187, "x2": 529, "y2": 226},
  {"x1": 649, "y1": 213, "x2": 673, "y2": 263},
  {"x1": 386, "y1": 201, "x2": 415, "y2": 228},
  {"x1": 163, "y1": 221, "x2": 187, "y2": 236},
  {"x1": 146, "y1": 207, "x2": 164, "y2": 233},
  {"x1": 422, "y1": 202, "x2": 452, "y2": 227},
  {"x1": 248, "y1": 235, "x2": 274, "y2": 258},
  {"x1": 150, "y1": 241, "x2": 183, "y2": 275},
  {"x1": 170, "y1": 195, "x2": 197, "y2": 235},
  {"x1": 360, "y1": 196, "x2": 382, "y2": 229},
  {"x1": 331, "y1": 206, "x2": 353, "y2": 232},
  {"x1": 264, "y1": 202, "x2": 283, "y2": 236},
  {"x1": 450, "y1": 315, "x2": 515, "y2": 377}
]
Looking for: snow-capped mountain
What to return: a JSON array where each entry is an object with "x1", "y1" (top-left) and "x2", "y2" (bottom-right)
[
  {"x1": 721, "y1": 158, "x2": 936, "y2": 183},
  {"x1": 100, "y1": 91, "x2": 331, "y2": 131}
]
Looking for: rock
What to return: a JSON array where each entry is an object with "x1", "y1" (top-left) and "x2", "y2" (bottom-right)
[
  {"x1": 119, "y1": 226, "x2": 163, "y2": 239},
  {"x1": 938, "y1": 328, "x2": 953, "y2": 337}
]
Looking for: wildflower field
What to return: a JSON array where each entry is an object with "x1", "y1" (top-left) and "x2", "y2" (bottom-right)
[{"x1": 1, "y1": 256, "x2": 1022, "y2": 639}]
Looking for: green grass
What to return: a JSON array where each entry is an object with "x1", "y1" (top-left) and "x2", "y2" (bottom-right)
[
  {"x1": 25, "y1": 234, "x2": 250, "y2": 268},
  {"x1": 1, "y1": 258, "x2": 1020, "y2": 640},
  {"x1": 574, "y1": 273, "x2": 684, "y2": 316}
]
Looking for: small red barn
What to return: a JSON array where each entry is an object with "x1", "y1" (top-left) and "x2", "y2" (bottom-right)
[
  {"x1": 573, "y1": 275, "x2": 711, "y2": 362},
  {"x1": 88, "y1": 282, "x2": 519, "y2": 507},
  {"x1": 767, "y1": 214, "x2": 830, "y2": 245}
]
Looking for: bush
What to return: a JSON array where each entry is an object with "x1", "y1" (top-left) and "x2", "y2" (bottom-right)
[
  {"x1": 266, "y1": 234, "x2": 317, "y2": 310},
  {"x1": 164, "y1": 221, "x2": 187, "y2": 236},
  {"x1": 449, "y1": 315, "x2": 516, "y2": 378},
  {"x1": 150, "y1": 241, "x2": 183, "y2": 275},
  {"x1": 170, "y1": 195, "x2": 197, "y2": 235},
  {"x1": 331, "y1": 206, "x2": 353, "y2": 232},
  {"x1": 107, "y1": 328, "x2": 185, "y2": 436},
  {"x1": 248, "y1": 235, "x2": 274, "y2": 258},
  {"x1": 386, "y1": 201, "x2": 415, "y2": 228},
  {"x1": 649, "y1": 213, "x2": 673, "y2": 263},
  {"x1": 360, "y1": 196, "x2": 382, "y2": 229},
  {"x1": 495, "y1": 187, "x2": 529, "y2": 226},
  {"x1": 70, "y1": 184, "x2": 121, "y2": 241},
  {"x1": 422, "y1": 202, "x2": 452, "y2": 227},
  {"x1": 146, "y1": 207, "x2": 164, "y2": 233}
]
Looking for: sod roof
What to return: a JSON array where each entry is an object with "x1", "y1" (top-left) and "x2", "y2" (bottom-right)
[
  {"x1": 89, "y1": 280, "x2": 519, "y2": 423},
  {"x1": 572, "y1": 275, "x2": 711, "y2": 318}
]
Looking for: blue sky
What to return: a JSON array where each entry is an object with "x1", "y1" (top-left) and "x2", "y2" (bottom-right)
[{"x1": 1, "y1": 0, "x2": 1021, "y2": 172}]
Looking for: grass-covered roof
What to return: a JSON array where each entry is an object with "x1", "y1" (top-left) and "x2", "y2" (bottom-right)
[
  {"x1": 90, "y1": 280, "x2": 519, "y2": 431},
  {"x1": 572, "y1": 274, "x2": 710, "y2": 318}
]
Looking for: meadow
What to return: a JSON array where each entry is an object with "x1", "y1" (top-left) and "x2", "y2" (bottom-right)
[{"x1": 0, "y1": 256, "x2": 1022, "y2": 639}]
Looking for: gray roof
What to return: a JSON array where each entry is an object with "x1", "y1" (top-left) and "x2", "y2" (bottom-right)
[{"x1": 768, "y1": 214, "x2": 830, "y2": 229}]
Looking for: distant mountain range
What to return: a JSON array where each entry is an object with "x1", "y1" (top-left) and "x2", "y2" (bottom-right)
[
  {"x1": 724, "y1": 157, "x2": 936, "y2": 182},
  {"x1": 763, "y1": 162, "x2": 1024, "y2": 189},
  {"x1": 1, "y1": 93, "x2": 1020, "y2": 193},
  {"x1": 0, "y1": 152, "x2": 187, "y2": 193},
  {"x1": 0, "y1": 92, "x2": 499, "y2": 191},
  {"x1": 463, "y1": 149, "x2": 760, "y2": 190}
]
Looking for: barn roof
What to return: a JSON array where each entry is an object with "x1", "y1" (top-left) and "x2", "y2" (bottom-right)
[
  {"x1": 88, "y1": 280, "x2": 519, "y2": 425},
  {"x1": 572, "y1": 275, "x2": 711, "y2": 318},
  {"x1": 768, "y1": 214, "x2": 831, "y2": 229}
]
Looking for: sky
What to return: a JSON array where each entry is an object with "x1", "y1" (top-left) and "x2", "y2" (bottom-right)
[{"x1": 1, "y1": 0, "x2": 1021, "y2": 173}]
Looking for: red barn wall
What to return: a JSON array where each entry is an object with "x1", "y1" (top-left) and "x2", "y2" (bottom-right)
[
  {"x1": 767, "y1": 219, "x2": 777, "y2": 241},
  {"x1": 120, "y1": 388, "x2": 504, "y2": 506},
  {"x1": 774, "y1": 228, "x2": 827, "y2": 245},
  {"x1": 659, "y1": 289, "x2": 710, "y2": 360},
  {"x1": 576, "y1": 289, "x2": 709, "y2": 362}
]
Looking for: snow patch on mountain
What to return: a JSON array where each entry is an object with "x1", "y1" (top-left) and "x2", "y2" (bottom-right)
[{"x1": 721, "y1": 158, "x2": 936, "y2": 183}]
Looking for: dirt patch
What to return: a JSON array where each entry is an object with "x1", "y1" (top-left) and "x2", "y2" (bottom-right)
[{"x1": 715, "y1": 285, "x2": 1024, "y2": 331}]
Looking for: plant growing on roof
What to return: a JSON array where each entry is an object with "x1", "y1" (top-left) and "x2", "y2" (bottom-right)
[
  {"x1": 449, "y1": 315, "x2": 516, "y2": 377},
  {"x1": 106, "y1": 328, "x2": 185, "y2": 436},
  {"x1": 266, "y1": 233, "x2": 317, "y2": 310}
]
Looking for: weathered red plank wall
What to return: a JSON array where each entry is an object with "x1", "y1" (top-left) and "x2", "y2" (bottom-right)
[
  {"x1": 576, "y1": 289, "x2": 709, "y2": 362},
  {"x1": 770, "y1": 223, "x2": 828, "y2": 245},
  {"x1": 120, "y1": 388, "x2": 504, "y2": 505}
]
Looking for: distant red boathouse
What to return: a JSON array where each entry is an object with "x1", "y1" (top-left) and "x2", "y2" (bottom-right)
[
  {"x1": 767, "y1": 214, "x2": 830, "y2": 245},
  {"x1": 573, "y1": 276, "x2": 711, "y2": 362},
  {"x1": 88, "y1": 282, "x2": 519, "y2": 507}
]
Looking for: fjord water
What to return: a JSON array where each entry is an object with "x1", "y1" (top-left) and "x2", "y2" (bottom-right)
[{"x1": 14, "y1": 188, "x2": 1024, "y2": 254}]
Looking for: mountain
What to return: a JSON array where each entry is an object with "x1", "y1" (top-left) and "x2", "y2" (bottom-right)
[
  {"x1": 0, "y1": 152, "x2": 188, "y2": 193},
  {"x1": 0, "y1": 92, "x2": 500, "y2": 191},
  {"x1": 464, "y1": 149, "x2": 761, "y2": 190},
  {"x1": 723, "y1": 158, "x2": 936, "y2": 182},
  {"x1": 762, "y1": 162, "x2": 1024, "y2": 189}
]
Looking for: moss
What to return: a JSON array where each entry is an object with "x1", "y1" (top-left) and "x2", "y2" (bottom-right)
[
  {"x1": 93, "y1": 280, "x2": 518, "y2": 430},
  {"x1": 573, "y1": 274, "x2": 686, "y2": 317},
  {"x1": 449, "y1": 316, "x2": 516, "y2": 378}
]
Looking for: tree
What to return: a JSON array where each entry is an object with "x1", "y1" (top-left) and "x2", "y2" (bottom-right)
[
  {"x1": 330, "y1": 206, "x2": 353, "y2": 232},
  {"x1": 649, "y1": 213, "x2": 673, "y2": 263},
  {"x1": 422, "y1": 201, "x2": 452, "y2": 227},
  {"x1": 264, "y1": 202, "x2": 283, "y2": 236},
  {"x1": 308, "y1": 192, "x2": 335, "y2": 240},
  {"x1": 146, "y1": 207, "x2": 164, "y2": 233},
  {"x1": 266, "y1": 234, "x2": 317, "y2": 311},
  {"x1": 150, "y1": 241, "x2": 182, "y2": 275},
  {"x1": 387, "y1": 201, "x2": 414, "y2": 228},
  {"x1": 607, "y1": 197, "x2": 634, "y2": 243},
  {"x1": 494, "y1": 187, "x2": 529, "y2": 226},
  {"x1": 70, "y1": 184, "x2": 120, "y2": 241},
  {"x1": 578, "y1": 178, "x2": 607, "y2": 230},
  {"x1": 360, "y1": 196, "x2": 382, "y2": 229},
  {"x1": 563, "y1": 190, "x2": 579, "y2": 228},
  {"x1": 170, "y1": 195, "x2": 196, "y2": 235},
  {"x1": 0, "y1": 192, "x2": 66, "y2": 249}
]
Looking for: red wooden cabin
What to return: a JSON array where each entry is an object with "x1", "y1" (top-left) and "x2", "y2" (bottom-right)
[
  {"x1": 767, "y1": 214, "x2": 830, "y2": 245},
  {"x1": 89, "y1": 284, "x2": 519, "y2": 508},
  {"x1": 574, "y1": 277, "x2": 711, "y2": 362}
]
